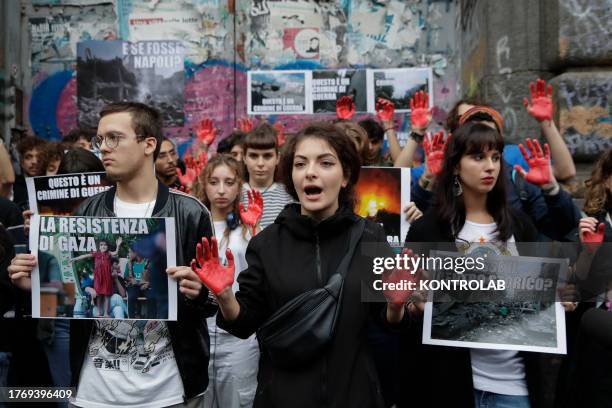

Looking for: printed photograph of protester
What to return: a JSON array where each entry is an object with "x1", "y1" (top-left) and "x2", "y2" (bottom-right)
[
  {"x1": 354, "y1": 167, "x2": 410, "y2": 246},
  {"x1": 77, "y1": 40, "x2": 185, "y2": 128},
  {"x1": 30, "y1": 215, "x2": 177, "y2": 320},
  {"x1": 248, "y1": 70, "x2": 310, "y2": 114},
  {"x1": 367, "y1": 67, "x2": 432, "y2": 112},
  {"x1": 27, "y1": 172, "x2": 112, "y2": 216},
  {"x1": 312, "y1": 69, "x2": 367, "y2": 113},
  {"x1": 423, "y1": 252, "x2": 567, "y2": 354}
]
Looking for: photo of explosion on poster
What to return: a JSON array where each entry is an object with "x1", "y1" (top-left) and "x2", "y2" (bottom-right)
[
  {"x1": 354, "y1": 167, "x2": 410, "y2": 246},
  {"x1": 77, "y1": 40, "x2": 184, "y2": 128}
]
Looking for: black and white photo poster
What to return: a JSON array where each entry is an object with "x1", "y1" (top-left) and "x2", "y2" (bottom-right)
[
  {"x1": 367, "y1": 68, "x2": 433, "y2": 112},
  {"x1": 311, "y1": 69, "x2": 367, "y2": 113},
  {"x1": 248, "y1": 70, "x2": 311, "y2": 115}
]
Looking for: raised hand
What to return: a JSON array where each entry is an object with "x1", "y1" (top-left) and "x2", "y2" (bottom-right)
[
  {"x1": 376, "y1": 98, "x2": 395, "y2": 123},
  {"x1": 523, "y1": 79, "x2": 553, "y2": 123},
  {"x1": 336, "y1": 96, "x2": 355, "y2": 120},
  {"x1": 423, "y1": 131, "x2": 450, "y2": 177},
  {"x1": 240, "y1": 189, "x2": 263, "y2": 235},
  {"x1": 410, "y1": 90, "x2": 432, "y2": 130},
  {"x1": 191, "y1": 237, "x2": 235, "y2": 295},
  {"x1": 274, "y1": 122, "x2": 286, "y2": 147},
  {"x1": 383, "y1": 249, "x2": 421, "y2": 305},
  {"x1": 514, "y1": 138, "x2": 553, "y2": 186},
  {"x1": 238, "y1": 118, "x2": 254, "y2": 133},
  {"x1": 197, "y1": 118, "x2": 217, "y2": 146}
]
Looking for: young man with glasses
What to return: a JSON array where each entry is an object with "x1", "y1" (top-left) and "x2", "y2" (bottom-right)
[{"x1": 9, "y1": 102, "x2": 216, "y2": 407}]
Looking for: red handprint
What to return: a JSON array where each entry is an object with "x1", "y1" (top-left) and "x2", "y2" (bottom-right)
[
  {"x1": 514, "y1": 138, "x2": 552, "y2": 186},
  {"x1": 523, "y1": 79, "x2": 553, "y2": 123},
  {"x1": 376, "y1": 98, "x2": 395, "y2": 122},
  {"x1": 336, "y1": 96, "x2": 355, "y2": 120},
  {"x1": 238, "y1": 118, "x2": 254, "y2": 133},
  {"x1": 191, "y1": 237, "x2": 235, "y2": 295},
  {"x1": 177, "y1": 152, "x2": 207, "y2": 188},
  {"x1": 274, "y1": 122, "x2": 286, "y2": 147},
  {"x1": 197, "y1": 118, "x2": 217, "y2": 146},
  {"x1": 240, "y1": 190, "x2": 263, "y2": 236},
  {"x1": 423, "y1": 131, "x2": 450, "y2": 177},
  {"x1": 410, "y1": 90, "x2": 432, "y2": 130},
  {"x1": 383, "y1": 249, "x2": 421, "y2": 305}
]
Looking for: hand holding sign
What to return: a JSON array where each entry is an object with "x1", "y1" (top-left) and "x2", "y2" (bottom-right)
[
  {"x1": 240, "y1": 190, "x2": 264, "y2": 236},
  {"x1": 410, "y1": 91, "x2": 432, "y2": 131},
  {"x1": 336, "y1": 96, "x2": 355, "y2": 120},
  {"x1": 191, "y1": 237, "x2": 235, "y2": 295},
  {"x1": 523, "y1": 79, "x2": 553, "y2": 123}
]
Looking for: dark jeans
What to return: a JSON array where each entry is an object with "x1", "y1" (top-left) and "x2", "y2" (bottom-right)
[{"x1": 127, "y1": 285, "x2": 146, "y2": 318}]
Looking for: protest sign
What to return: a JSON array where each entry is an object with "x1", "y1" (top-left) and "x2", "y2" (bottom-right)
[
  {"x1": 311, "y1": 69, "x2": 367, "y2": 113},
  {"x1": 366, "y1": 68, "x2": 433, "y2": 112},
  {"x1": 27, "y1": 172, "x2": 112, "y2": 216},
  {"x1": 30, "y1": 215, "x2": 177, "y2": 320},
  {"x1": 77, "y1": 40, "x2": 185, "y2": 128},
  {"x1": 354, "y1": 167, "x2": 410, "y2": 246},
  {"x1": 248, "y1": 70, "x2": 311, "y2": 115},
  {"x1": 422, "y1": 252, "x2": 567, "y2": 354}
]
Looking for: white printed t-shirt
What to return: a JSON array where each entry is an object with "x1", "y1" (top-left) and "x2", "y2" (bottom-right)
[
  {"x1": 73, "y1": 198, "x2": 185, "y2": 408},
  {"x1": 456, "y1": 220, "x2": 528, "y2": 396}
]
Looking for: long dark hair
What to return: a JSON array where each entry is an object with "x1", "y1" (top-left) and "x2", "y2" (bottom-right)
[
  {"x1": 584, "y1": 148, "x2": 612, "y2": 216},
  {"x1": 435, "y1": 122, "x2": 512, "y2": 241}
]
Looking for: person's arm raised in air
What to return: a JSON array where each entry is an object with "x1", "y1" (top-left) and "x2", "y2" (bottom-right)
[
  {"x1": 394, "y1": 91, "x2": 432, "y2": 168},
  {"x1": 523, "y1": 78, "x2": 576, "y2": 181}
]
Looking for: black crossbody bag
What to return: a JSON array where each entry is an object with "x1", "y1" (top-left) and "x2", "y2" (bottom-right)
[{"x1": 256, "y1": 218, "x2": 365, "y2": 370}]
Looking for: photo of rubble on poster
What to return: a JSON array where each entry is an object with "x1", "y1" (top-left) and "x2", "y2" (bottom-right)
[
  {"x1": 248, "y1": 70, "x2": 311, "y2": 115},
  {"x1": 367, "y1": 68, "x2": 433, "y2": 112},
  {"x1": 312, "y1": 69, "x2": 367, "y2": 113},
  {"x1": 77, "y1": 40, "x2": 184, "y2": 128},
  {"x1": 422, "y1": 252, "x2": 568, "y2": 354}
]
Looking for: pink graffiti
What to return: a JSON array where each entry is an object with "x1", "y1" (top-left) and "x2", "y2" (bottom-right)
[{"x1": 56, "y1": 78, "x2": 78, "y2": 137}]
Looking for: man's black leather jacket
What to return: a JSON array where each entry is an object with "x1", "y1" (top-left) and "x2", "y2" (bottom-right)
[{"x1": 69, "y1": 181, "x2": 217, "y2": 401}]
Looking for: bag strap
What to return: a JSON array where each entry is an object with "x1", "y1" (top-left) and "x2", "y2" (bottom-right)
[{"x1": 335, "y1": 218, "x2": 365, "y2": 280}]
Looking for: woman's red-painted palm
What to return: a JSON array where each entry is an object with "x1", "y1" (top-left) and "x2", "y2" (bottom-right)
[
  {"x1": 274, "y1": 122, "x2": 286, "y2": 147},
  {"x1": 514, "y1": 138, "x2": 552, "y2": 186},
  {"x1": 376, "y1": 98, "x2": 395, "y2": 122},
  {"x1": 523, "y1": 79, "x2": 553, "y2": 123},
  {"x1": 197, "y1": 118, "x2": 217, "y2": 145},
  {"x1": 238, "y1": 118, "x2": 254, "y2": 133},
  {"x1": 423, "y1": 131, "x2": 450, "y2": 176},
  {"x1": 240, "y1": 190, "x2": 263, "y2": 235},
  {"x1": 582, "y1": 223, "x2": 605, "y2": 244},
  {"x1": 191, "y1": 237, "x2": 235, "y2": 295},
  {"x1": 410, "y1": 90, "x2": 432, "y2": 130},
  {"x1": 336, "y1": 96, "x2": 355, "y2": 120}
]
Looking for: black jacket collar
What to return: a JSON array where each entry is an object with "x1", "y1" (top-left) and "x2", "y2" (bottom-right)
[{"x1": 275, "y1": 203, "x2": 359, "y2": 240}]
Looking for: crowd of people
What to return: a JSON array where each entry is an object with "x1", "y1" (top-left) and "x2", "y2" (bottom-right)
[{"x1": 0, "y1": 77, "x2": 611, "y2": 408}]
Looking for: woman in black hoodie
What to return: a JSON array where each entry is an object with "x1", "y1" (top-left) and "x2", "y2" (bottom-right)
[{"x1": 192, "y1": 122, "x2": 413, "y2": 408}]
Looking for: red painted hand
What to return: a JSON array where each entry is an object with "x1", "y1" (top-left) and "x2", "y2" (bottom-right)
[
  {"x1": 176, "y1": 167, "x2": 198, "y2": 188},
  {"x1": 240, "y1": 190, "x2": 263, "y2": 235},
  {"x1": 376, "y1": 98, "x2": 395, "y2": 122},
  {"x1": 274, "y1": 122, "x2": 286, "y2": 147},
  {"x1": 514, "y1": 138, "x2": 552, "y2": 186},
  {"x1": 237, "y1": 118, "x2": 254, "y2": 133},
  {"x1": 336, "y1": 96, "x2": 355, "y2": 120},
  {"x1": 523, "y1": 79, "x2": 553, "y2": 123},
  {"x1": 197, "y1": 118, "x2": 217, "y2": 145},
  {"x1": 191, "y1": 237, "x2": 235, "y2": 295},
  {"x1": 410, "y1": 90, "x2": 432, "y2": 130},
  {"x1": 383, "y1": 249, "x2": 421, "y2": 305},
  {"x1": 423, "y1": 131, "x2": 450, "y2": 176}
]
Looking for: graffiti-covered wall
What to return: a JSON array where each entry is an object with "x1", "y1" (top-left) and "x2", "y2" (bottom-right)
[{"x1": 20, "y1": 0, "x2": 460, "y2": 156}]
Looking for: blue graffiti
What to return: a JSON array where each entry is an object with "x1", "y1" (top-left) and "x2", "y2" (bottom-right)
[{"x1": 29, "y1": 70, "x2": 73, "y2": 140}]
